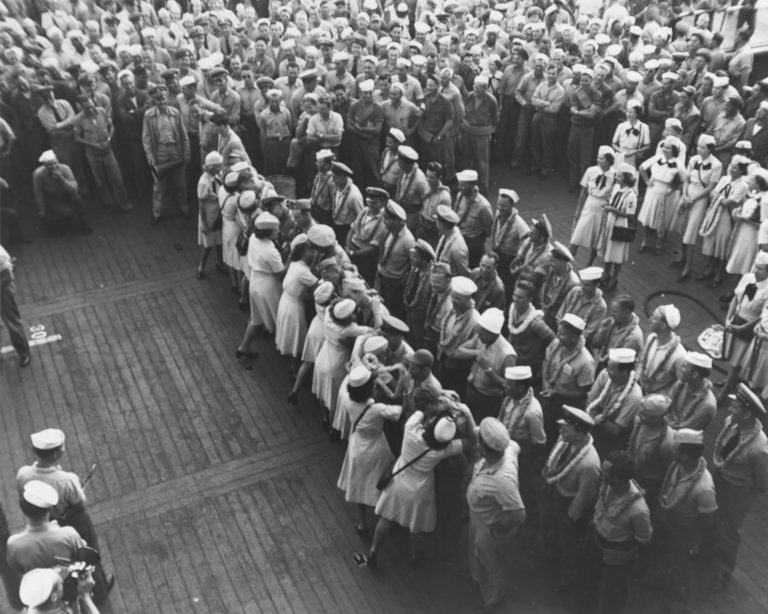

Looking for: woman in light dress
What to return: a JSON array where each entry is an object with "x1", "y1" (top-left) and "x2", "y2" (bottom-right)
[
  {"x1": 611, "y1": 101, "x2": 650, "y2": 169},
  {"x1": 596, "y1": 163, "x2": 638, "y2": 290},
  {"x1": 672, "y1": 134, "x2": 723, "y2": 282},
  {"x1": 337, "y1": 366, "x2": 403, "y2": 537},
  {"x1": 742, "y1": 291, "x2": 768, "y2": 400},
  {"x1": 236, "y1": 212, "x2": 284, "y2": 369},
  {"x1": 312, "y1": 297, "x2": 373, "y2": 429},
  {"x1": 697, "y1": 155, "x2": 750, "y2": 286},
  {"x1": 220, "y1": 171, "x2": 243, "y2": 294},
  {"x1": 354, "y1": 386, "x2": 476, "y2": 569},
  {"x1": 637, "y1": 136, "x2": 686, "y2": 255},
  {"x1": 196, "y1": 151, "x2": 227, "y2": 279},
  {"x1": 287, "y1": 281, "x2": 336, "y2": 406},
  {"x1": 725, "y1": 169, "x2": 768, "y2": 277},
  {"x1": 274, "y1": 234, "x2": 318, "y2": 374},
  {"x1": 570, "y1": 145, "x2": 617, "y2": 264}
]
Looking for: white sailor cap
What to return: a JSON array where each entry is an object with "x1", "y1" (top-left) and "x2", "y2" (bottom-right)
[
  {"x1": 349, "y1": 365, "x2": 372, "y2": 387},
  {"x1": 19, "y1": 568, "x2": 61, "y2": 607},
  {"x1": 478, "y1": 307, "x2": 504, "y2": 334},
  {"x1": 608, "y1": 348, "x2": 637, "y2": 364},
  {"x1": 505, "y1": 365, "x2": 533, "y2": 380},
  {"x1": 685, "y1": 351, "x2": 712, "y2": 369},
  {"x1": 30, "y1": 428, "x2": 65, "y2": 449},
  {"x1": 560, "y1": 313, "x2": 586, "y2": 332},
  {"x1": 450, "y1": 276, "x2": 477, "y2": 296},
  {"x1": 579, "y1": 266, "x2": 604, "y2": 282},
  {"x1": 23, "y1": 480, "x2": 59, "y2": 508}
]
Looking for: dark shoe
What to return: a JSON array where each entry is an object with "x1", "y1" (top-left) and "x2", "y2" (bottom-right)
[
  {"x1": 696, "y1": 271, "x2": 714, "y2": 281},
  {"x1": 605, "y1": 279, "x2": 619, "y2": 291},
  {"x1": 353, "y1": 522, "x2": 369, "y2": 539},
  {"x1": 719, "y1": 292, "x2": 734, "y2": 303},
  {"x1": 287, "y1": 392, "x2": 298, "y2": 406},
  {"x1": 654, "y1": 246, "x2": 663, "y2": 255},
  {"x1": 238, "y1": 301, "x2": 249, "y2": 312},
  {"x1": 669, "y1": 260, "x2": 684, "y2": 268},
  {"x1": 711, "y1": 278, "x2": 723, "y2": 288},
  {"x1": 231, "y1": 285, "x2": 239, "y2": 295},
  {"x1": 196, "y1": 269, "x2": 204, "y2": 280},
  {"x1": 638, "y1": 244, "x2": 648, "y2": 254},
  {"x1": 215, "y1": 262, "x2": 228, "y2": 274},
  {"x1": 81, "y1": 226, "x2": 93, "y2": 235},
  {"x1": 179, "y1": 206, "x2": 191, "y2": 218},
  {"x1": 474, "y1": 598, "x2": 506, "y2": 614},
  {"x1": 509, "y1": 162, "x2": 521, "y2": 170},
  {"x1": 151, "y1": 216, "x2": 161, "y2": 226},
  {"x1": 105, "y1": 574, "x2": 115, "y2": 592},
  {"x1": 19, "y1": 355, "x2": 31, "y2": 368},
  {"x1": 235, "y1": 350, "x2": 259, "y2": 360},
  {"x1": 353, "y1": 551, "x2": 376, "y2": 569},
  {"x1": 527, "y1": 167, "x2": 538, "y2": 175},
  {"x1": 540, "y1": 170, "x2": 551, "y2": 180},
  {"x1": 119, "y1": 202, "x2": 134, "y2": 211},
  {"x1": 676, "y1": 271, "x2": 690, "y2": 283}
]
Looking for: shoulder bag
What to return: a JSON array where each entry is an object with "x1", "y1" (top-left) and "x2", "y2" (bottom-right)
[{"x1": 376, "y1": 449, "x2": 430, "y2": 491}]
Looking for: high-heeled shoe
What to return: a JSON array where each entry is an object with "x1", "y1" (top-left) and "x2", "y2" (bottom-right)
[
  {"x1": 676, "y1": 271, "x2": 691, "y2": 283},
  {"x1": 710, "y1": 278, "x2": 723, "y2": 288},
  {"x1": 196, "y1": 269, "x2": 204, "y2": 280},
  {"x1": 235, "y1": 349, "x2": 259, "y2": 359},
  {"x1": 695, "y1": 271, "x2": 713, "y2": 281},
  {"x1": 638, "y1": 244, "x2": 648, "y2": 254}
]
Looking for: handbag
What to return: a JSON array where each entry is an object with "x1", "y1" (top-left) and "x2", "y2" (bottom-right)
[
  {"x1": 611, "y1": 218, "x2": 637, "y2": 242},
  {"x1": 729, "y1": 314, "x2": 756, "y2": 342},
  {"x1": 235, "y1": 229, "x2": 251, "y2": 256},
  {"x1": 376, "y1": 449, "x2": 430, "y2": 491},
  {"x1": 211, "y1": 212, "x2": 223, "y2": 231}
]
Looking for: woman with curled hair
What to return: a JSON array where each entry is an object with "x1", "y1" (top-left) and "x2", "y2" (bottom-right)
[
  {"x1": 354, "y1": 385, "x2": 476, "y2": 569},
  {"x1": 672, "y1": 134, "x2": 723, "y2": 282},
  {"x1": 725, "y1": 168, "x2": 768, "y2": 278},
  {"x1": 596, "y1": 163, "x2": 638, "y2": 290},
  {"x1": 570, "y1": 145, "x2": 616, "y2": 264},
  {"x1": 697, "y1": 155, "x2": 750, "y2": 286},
  {"x1": 611, "y1": 101, "x2": 650, "y2": 169},
  {"x1": 274, "y1": 234, "x2": 318, "y2": 376},
  {"x1": 236, "y1": 211, "x2": 285, "y2": 368},
  {"x1": 337, "y1": 366, "x2": 403, "y2": 537},
  {"x1": 637, "y1": 135, "x2": 687, "y2": 255}
]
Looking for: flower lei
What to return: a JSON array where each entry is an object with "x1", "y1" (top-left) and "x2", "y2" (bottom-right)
[
  {"x1": 627, "y1": 419, "x2": 666, "y2": 461},
  {"x1": 507, "y1": 306, "x2": 544, "y2": 336},
  {"x1": 541, "y1": 268, "x2": 574, "y2": 311},
  {"x1": 699, "y1": 181, "x2": 733, "y2": 238},
  {"x1": 545, "y1": 339, "x2": 585, "y2": 390},
  {"x1": 658, "y1": 457, "x2": 707, "y2": 510},
  {"x1": 499, "y1": 388, "x2": 534, "y2": 435},
  {"x1": 594, "y1": 480, "x2": 644, "y2": 522},
  {"x1": 637, "y1": 333, "x2": 680, "y2": 389},
  {"x1": 712, "y1": 416, "x2": 763, "y2": 469},
  {"x1": 668, "y1": 379, "x2": 713, "y2": 427},
  {"x1": 586, "y1": 371, "x2": 638, "y2": 421},
  {"x1": 543, "y1": 434, "x2": 594, "y2": 484}
]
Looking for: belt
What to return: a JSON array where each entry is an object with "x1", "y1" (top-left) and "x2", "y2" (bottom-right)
[
  {"x1": 534, "y1": 111, "x2": 558, "y2": 117},
  {"x1": 267, "y1": 136, "x2": 290, "y2": 141}
]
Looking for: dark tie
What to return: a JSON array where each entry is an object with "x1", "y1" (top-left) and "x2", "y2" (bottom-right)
[
  {"x1": 380, "y1": 232, "x2": 397, "y2": 264},
  {"x1": 224, "y1": 38, "x2": 230, "y2": 55},
  {"x1": 744, "y1": 283, "x2": 758, "y2": 301},
  {"x1": 721, "y1": 431, "x2": 740, "y2": 458},
  {"x1": 626, "y1": 127, "x2": 639, "y2": 137},
  {"x1": 51, "y1": 102, "x2": 63, "y2": 123},
  {"x1": 695, "y1": 162, "x2": 711, "y2": 170},
  {"x1": 597, "y1": 174, "x2": 606, "y2": 189}
]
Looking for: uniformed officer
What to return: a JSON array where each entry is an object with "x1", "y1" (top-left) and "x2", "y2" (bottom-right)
[
  {"x1": 453, "y1": 169, "x2": 493, "y2": 268},
  {"x1": 380, "y1": 127, "x2": 406, "y2": 197},
  {"x1": 394, "y1": 145, "x2": 430, "y2": 233},
  {"x1": 557, "y1": 266, "x2": 607, "y2": 346},
  {"x1": 346, "y1": 186, "x2": 388, "y2": 285},
  {"x1": 436, "y1": 276, "x2": 480, "y2": 400},
  {"x1": 666, "y1": 351, "x2": 717, "y2": 431},
  {"x1": 711, "y1": 384, "x2": 768, "y2": 592},
  {"x1": 490, "y1": 189, "x2": 530, "y2": 301},
  {"x1": 376, "y1": 201, "x2": 415, "y2": 321},
  {"x1": 540, "y1": 313, "x2": 597, "y2": 446},
  {"x1": 309, "y1": 149, "x2": 335, "y2": 226},
  {"x1": 464, "y1": 308, "x2": 518, "y2": 422},
  {"x1": 466, "y1": 418, "x2": 526, "y2": 612},
  {"x1": 656, "y1": 428, "x2": 717, "y2": 609},
  {"x1": 419, "y1": 162, "x2": 453, "y2": 247},
  {"x1": 329, "y1": 161, "x2": 364, "y2": 248},
  {"x1": 582, "y1": 450, "x2": 652, "y2": 613},
  {"x1": 435, "y1": 205, "x2": 471, "y2": 277},
  {"x1": 538, "y1": 406, "x2": 601, "y2": 592},
  {"x1": 346, "y1": 79, "x2": 383, "y2": 188},
  {"x1": 423, "y1": 262, "x2": 453, "y2": 357},
  {"x1": 584, "y1": 348, "x2": 643, "y2": 457},
  {"x1": 403, "y1": 239, "x2": 435, "y2": 348},
  {"x1": 539, "y1": 242, "x2": 581, "y2": 331},
  {"x1": 590, "y1": 294, "x2": 645, "y2": 370}
]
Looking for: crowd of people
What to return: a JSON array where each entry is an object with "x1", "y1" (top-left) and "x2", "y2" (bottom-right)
[{"x1": 4, "y1": 0, "x2": 768, "y2": 612}]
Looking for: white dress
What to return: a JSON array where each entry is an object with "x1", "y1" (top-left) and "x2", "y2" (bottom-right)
[
  {"x1": 571, "y1": 165, "x2": 616, "y2": 249},
  {"x1": 274, "y1": 260, "x2": 318, "y2": 357},
  {"x1": 197, "y1": 172, "x2": 222, "y2": 248},
  {"x1": 638, "y1": 156, "x2": 684, "y2": 233},
  {"x1": 700, "y1": 176, "x2": 749, "y2": 259},
  {"x1": 312, "y1": 315, "x2": 369, "y2": 413},
  {"x1": 374, "y1": 411, "x2": 463, "y2": 533},
  {"x1": 220, "y1": 191, "x2": 241, "y2": 269},
  {"x1": 726, "y1": 192, "x2": 766, "y2": 274},
  {"x1": 337, "y1": 400, "x2": 402, "y2": 507},
  {"x1": 612, "y1": 120, "x2": 650, "y2": 168},
  {"x1": 302, "y1": 304, "x2": 328, "y2": 362},
  {"x1": 597, "y1": 185, "x2": 637, "y2": 264},
  {"x1": 247, "y1": 236, "x2": 284, "y2": 332},
  {"x1": 675, "y1": 155, "x2": 722, "y2": 245}
]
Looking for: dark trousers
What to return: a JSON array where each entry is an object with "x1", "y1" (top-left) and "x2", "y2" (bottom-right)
[
  {"x1": 42, "y1": 194, "x2": 87, "y2": 234},
  {"x1": 465, "y1": 234, "x2": 486, "y2": 269},
  {"x1": 0, "y1": 269, "x2": 29, "y2": 358},
  {"x1": 546, "y1": 489, "x2": 590, "y2": 585},
  {"x1": 512, "y1": 105, "x2": 534, "y2": 165},
  {"x1": 465, "y1": 383, "x2": 503, "y2": 422},
  {"x1": 434, "y1": 454, "x2": 468, "y2": 555},
  {"x1": 655, "y1": 510, "x2": 699, "y2": 607},
  {"x1": 568, "y1": 124, "x2": 595, "y2": 189},
  {"x1": 263, "y1": 137, "x2": 290, "y2": 175},
  {"x1": 186, "y1": 134, "x2": 201, "y2": 206},
  {"x1": 332, "y1": 222, "x2": 350, "y2": 251},
  {"x1": 348, "y1": 136, "x2": 381, "y2": 189},
  {"x1": 240, "y1": 115, "x2": 262, "y2": 169},
  {"x1": 495, "y1": 96, "x2": 520, "y2": 162},
  {"x1": 531, "y1": 112, "x2": 558, "y2": 173},
  {"x1": 437, "y1": 356, "x2": 473, "y2": 400},
  {"x1": 377, "y1": 275, "x2": 406, "y2": 321},
  {"x1": 152, "y1": 163, "x2": 187, "y2": 218},
  {"x1": 351, "y1": 251, "x2": 378, "y2": 286},
  {"x1": 581, "y1": 529, "x2": 635, "y2": 613},
  {"x1": 713, "y1": 473, "x2": 753, "y2": 576}
]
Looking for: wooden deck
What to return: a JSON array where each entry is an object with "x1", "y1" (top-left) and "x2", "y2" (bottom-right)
[{"x1": 2, "y1": 165, "x2": 767, "y2": 614}]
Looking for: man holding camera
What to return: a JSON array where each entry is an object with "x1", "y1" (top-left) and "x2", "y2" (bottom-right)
[
  {"x1": 19, "y1": 567, "x2": 100, "y2": 614},
  {"x1": 32, "y1": 151, "x2": 92, "y2": 237}
]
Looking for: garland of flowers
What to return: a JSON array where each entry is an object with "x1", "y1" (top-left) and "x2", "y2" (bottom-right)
[
  {"x1": 499, "y1": 388, "x2": 534, "y2": 435},
  {"x1": 712, "y1": 416, "x2": 763, "y2": 469},
  {"x1": 541, "y1": 269, "x2": 574, "y2": 311},
  {"x1": 637, "y1": 333, "x2": 680, "y2": 387},
  {"x1": 698, "y1": 182, "x2": 732, "y2": 237},
  {"x1": 545, "y1": 339, "x2": 585, "y2": 390},
  {"x1": 585, "y1": 371, "x2": 638, "y2": 421},
  {"x1": 658, "y1": 457, "x2": 707, "y2": 510},
  {"x1": 594, "y1": 479, "x2": 644, "y2": 522},
  {"x1": 668, "y1": 379, "x2": 713, "y2": 426},
  {"x1": 543, "y1": 434, "x2": 594, "y2": 484},
  {"x1": 507, "y1": 306, "x2": 544, "y2": 336}
]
